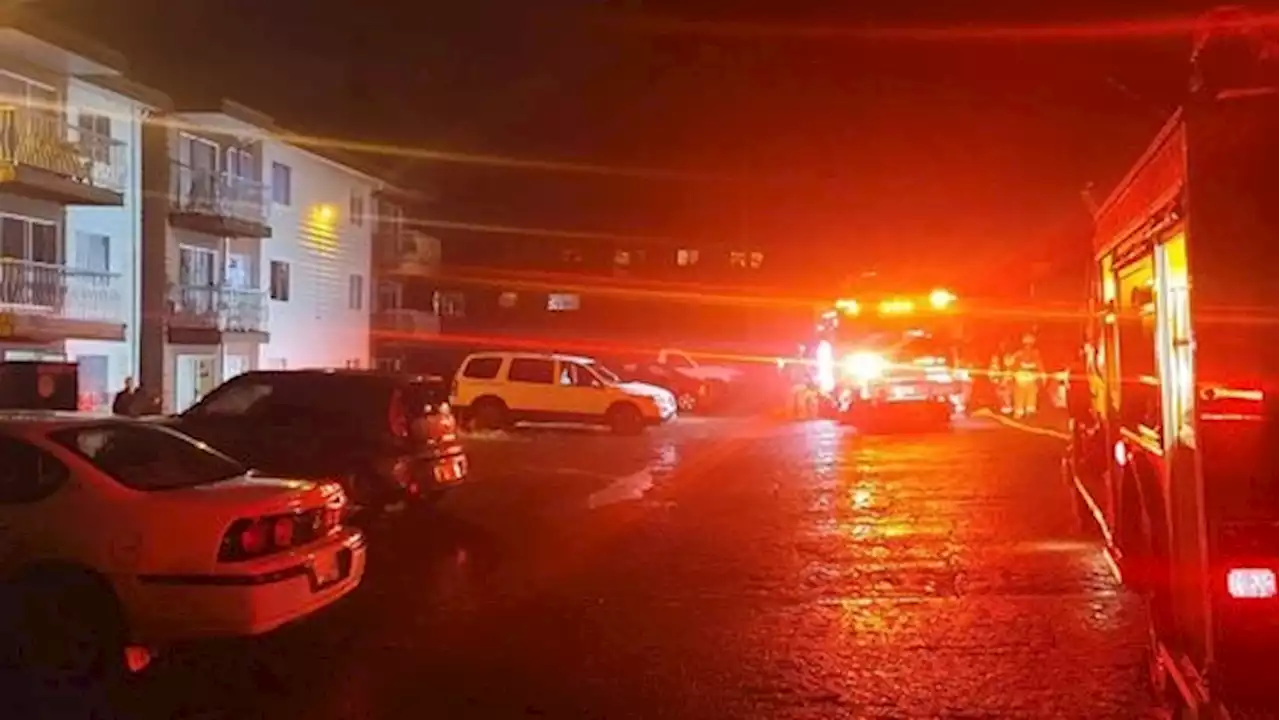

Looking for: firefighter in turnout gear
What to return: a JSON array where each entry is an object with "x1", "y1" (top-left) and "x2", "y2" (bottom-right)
[{"x1": 1010, "y1": 333, "x2": 1044, "y2": 418}]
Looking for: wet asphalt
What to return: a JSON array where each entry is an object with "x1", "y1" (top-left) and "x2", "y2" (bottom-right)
[{"x1": 57, "y1": 415, "x2": 1158, "y2": 719}]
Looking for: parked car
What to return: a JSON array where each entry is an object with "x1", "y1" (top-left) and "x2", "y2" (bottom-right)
[
  {"x1": 167, "y1": 370, "x2": 467, "y2": 515},
  {"x1": 0, "y1": 413, "x2": 366, "y2": 683},
  {"x1": 614, "y1": 359, "x2": 713, "y2": 413},
  {"x1": 451, "y1": 352, "x2": 677, "y2": 434}
]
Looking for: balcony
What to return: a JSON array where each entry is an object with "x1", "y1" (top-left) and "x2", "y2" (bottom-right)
[
  {"x1": 373, "y1": 308, "x2": 441, "y2": 342},
  {"x1": 0, "y1": 105, "x2": 126, "y2": 205},
  {"x1": 166, "y1": 285, "x2": 269, "y2": 344},
  {"x1": 0, "y1": 258, "x2": 126, "y2": 341},
  {"x1": 377, "y1": 230, "x2": 440, "y2": 277},
  {"x1": 169, "y1": 162, "x2": 272, "y2": 239}
]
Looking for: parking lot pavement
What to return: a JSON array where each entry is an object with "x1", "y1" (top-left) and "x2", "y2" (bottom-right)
[{"x1": 82, "y1": 414, "x2": 1154, "y2": 719}]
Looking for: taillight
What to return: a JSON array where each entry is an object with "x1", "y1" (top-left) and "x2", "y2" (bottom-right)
[
  {"x1": 1226, "y1": 567, "x2": 1278, "y2": 599},
  {"x1": 218, "y1": 509, "x2": 336, "y2": 563}
]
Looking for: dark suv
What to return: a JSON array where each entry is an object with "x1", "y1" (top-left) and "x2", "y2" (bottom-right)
[{"x1": 168, "y1": 370, "x2": 467, "y2": 516}]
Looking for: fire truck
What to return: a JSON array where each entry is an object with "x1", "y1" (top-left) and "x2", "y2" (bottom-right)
[
  {"x1": 1063, "y1": 14, "x2": 1277, "y2": 717},
  {"x1": 812, "y1": 289, "x2": 969, "y2": 428}
]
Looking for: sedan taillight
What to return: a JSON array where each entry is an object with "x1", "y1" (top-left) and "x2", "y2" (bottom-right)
[{"x1": 218, "y1": 495, "x2": 345, "y2": 563}]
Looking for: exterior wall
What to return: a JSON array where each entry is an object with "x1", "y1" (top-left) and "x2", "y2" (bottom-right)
[
  {"x1": 259, "y1": 142, "x2": 375, "y2": 370},
  {"x1": 63, "y1": 78, "x2": 147, "y2": 406}
]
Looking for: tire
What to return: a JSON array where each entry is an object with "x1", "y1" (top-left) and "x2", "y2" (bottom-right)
[
  {"x1": 607, "y1": 402, "x2": 644, "y2": 435},
  {"x1": 471, "y1": 397, "x2": 509, "y2": 431},
  {"x1": 1, "y1": 567, "x2": 126, "y2": 686}
]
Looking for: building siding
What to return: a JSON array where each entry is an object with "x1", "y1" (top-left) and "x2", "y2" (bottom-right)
[{"x1": 259, "y1": 143, "x2": 376, "y2": 370}]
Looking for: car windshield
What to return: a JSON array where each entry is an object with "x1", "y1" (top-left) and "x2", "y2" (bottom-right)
[
  {"x1": 50, "y1": 422, "x2": 247, "y2": 491},
  {"x1": 590, "y1": 363, "x2": 621, "y2": 384}
]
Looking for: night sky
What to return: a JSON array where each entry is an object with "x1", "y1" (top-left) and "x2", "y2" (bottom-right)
[{"x1": 35, "y1": 0, "x2": 1266, "y2": 287}]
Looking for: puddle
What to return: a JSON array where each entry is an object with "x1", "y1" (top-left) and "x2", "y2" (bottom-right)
[{"x1": 586, "y1": 469, "x2": 656, "y2": 509}]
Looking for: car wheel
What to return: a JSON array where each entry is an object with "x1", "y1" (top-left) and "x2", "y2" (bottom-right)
[
  {"x1": 607, "y1": 402, "x2": 644, "y2": 435},
  {"x1": 2, "y1": 568, "x2": 126, "y2": 686},
  {"x1": 471, "y1": 397, "x2": 509, "y2": 431},
  {"x1": 676, "y1": 390, "x2": 699, "y2": 413}
]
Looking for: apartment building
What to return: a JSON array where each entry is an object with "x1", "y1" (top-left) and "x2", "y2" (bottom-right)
[
  {"x1": 0, "y1": 13, "x2": 392, "y2": 412},
  {"x1": 369, "y1": 188, "x2": 442, "y2": 372},
  {"x1": 140, "y1": 100, "x2": 385, "y2": 412},
  {"x1": 0, "y1": 18, "x2": 161, "y2": 410}
]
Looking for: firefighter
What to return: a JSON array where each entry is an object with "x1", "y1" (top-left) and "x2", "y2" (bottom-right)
[
  {"x1": 988, "y1": 343, "x2": 1012, "y2": 414},
  {"x1": 1010, "y1": 333, "x2": 1044, "y2": 418},
  {"x1": 787, "y1": 357, "x2": 817, "y2": 419}
]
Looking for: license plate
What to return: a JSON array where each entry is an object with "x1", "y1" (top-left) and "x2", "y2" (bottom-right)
[
  {"x1": 890, "y1": 385, "x2": 924, "y2": 400},
  {"x1": 434, "y1": 458, "x2": 465, "y2": 484},
  {"x1": 312, "y1": 548, "x2": 348, "y2": 589}
]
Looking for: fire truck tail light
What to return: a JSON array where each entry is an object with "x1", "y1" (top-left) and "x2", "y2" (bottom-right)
[{"x1": 1226, "y1": 568, "x2": 1277, "y2": 599}]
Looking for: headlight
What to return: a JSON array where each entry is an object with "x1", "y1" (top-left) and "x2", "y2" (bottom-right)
[{"x1": 843, "y1": 352, "x2": 886, "y2": 380}]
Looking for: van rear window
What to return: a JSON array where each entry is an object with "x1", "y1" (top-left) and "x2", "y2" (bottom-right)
[{"x1": 462, "y1": 358, "x2": 502, "y2": 380}]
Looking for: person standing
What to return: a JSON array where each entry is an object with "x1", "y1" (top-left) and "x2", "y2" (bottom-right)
[
  {"x1": 112, "y1": 377, "x2": 141, "y2": 417},
  {"x1": 1010, "y1": 334, "x2": 1044, "y2": 419}
]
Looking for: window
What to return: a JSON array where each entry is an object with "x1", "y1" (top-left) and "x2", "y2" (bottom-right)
[
  {"x1": 498, "y1": 291, "x2": 518, "y2": 309},
  {"x1": 729, "y1": 251, "x2": 747, "y2": 268},
  {"x1": 560, "y1": 362, "x2": 602, "y2": 388},
  {"x1": 76, "y1": 354, "x2": 110, "y2": 411},
  {"x1": 376, "y1": 281, "x2": 402, "y2": 312},
  {"x1": 561, "y1": 247, "x2": 584, "y2": 264},
  {"x1": 507, "y1": 358, "x2": 555, "y2": 384},
  {"x1": 0, "y1": 435, "x2": 69, "y2": 503},
  {"x1": 462, "y1": 357, "x2": 503, "y2": 380},
  {"x1": 677, "y1": 249, "x2": 699, "y2": 267},
  {"x1": 50, "y1": 423, "x2": 246, "y2": 491},
  {"x1": 186, "y1": 376, "x2": 276, "y2": 417},
  {"x1": 348, "y1": 274, "x2": 364, "y2": 310},
  {"x1": 269, "y1": 260, "x2": 291, "y2": 301},
  {"x1": 432, "y1": 291, "x2": 465, "y2": 318},
  {"x1": 271, "y1": 162, "x2": 292, "y2": 205},
  {"x1": 350, "y1": 190, "x2": 365, "y2": 226},
  {"x1": 0, "y1": 216, "x2": 59, "y2": 264},
  {"x1": 664, "y1": 352, "x2": 695, "y2": 369},
  {"x1": 547, "y1": 293, "x2": 580, "y2": 312},
  {"x1": 76, "y1": 112, "x2": 112, "y2": 165},
  {"x1": 225, "y1": 147, "x2": 255, "y2": 182},
  {"x1": 749, "y1": 251, "x2": 764, "y2": 269},
  {"x1": 75, "y1": 231, "x2": 110, "y2": 273},
  {"x1": 614, "y1": 250, "x2": 631, "y2": 267}
]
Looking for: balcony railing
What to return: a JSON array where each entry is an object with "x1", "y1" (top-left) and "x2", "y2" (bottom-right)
[
  {"x1": 0, "y1": 258, "x2": 123, "y2": 322},
  {"x1": 373, "y1": 308, "x2": 441, "y2": 335},
  {"x1": 168, "y1": 285, "x2": 268, "y2": 334},
  {"x1": 170, "y1": 161, "x2": 269, "y2": 226},
  {"x1": 0, "y1": 105, "x2": 127, "y2": 194}
]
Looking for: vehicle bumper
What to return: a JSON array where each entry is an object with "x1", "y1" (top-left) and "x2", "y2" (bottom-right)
[
  {"x1": 844, "y1": 395, "x2": 953, "y2": 423},
  {"x1": 410, "y1": 449, "x2": 469, "y2": 493},
  {"x1": 120, "y1": 528, "x2": 367, "y2": 645},
  {"x1": 647, "y1": 406, "x2": 678, "y2": 425}
]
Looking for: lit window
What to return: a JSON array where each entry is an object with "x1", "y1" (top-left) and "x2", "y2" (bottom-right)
[
  {"x1": 677, "y1": 249, "x2": 699, "y2": 267},
  {"x1": 749, "y1": 251, "x2": 764, "y2": 269},
  {"x1": 498, "y1": 291, "x2": 518, "y2": 309},
  {"x1": 729, "y1": 251, "x2": 747, "y2": 268},
  {"x1": 614, "y1": 250, "x2": 631, "y2": 267},
  {"x1": 547, "y1": 293, "x2": 580, "y2": 312}
]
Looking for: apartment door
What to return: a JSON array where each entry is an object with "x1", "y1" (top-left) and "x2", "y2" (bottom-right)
[
  {"x1": 225, "y1": 147, "x2": 254, "y2": 207},
  {"x1": 178, "y1": 245, "x2": 219, "y2": 316},
  {"x1": 225, "y1": 253, "x2": 251, "y2": 289},
  {"x1": 175, "y1": 354, "x2": 218, "y2": 412},
  {"x1": 223, "y1": 353, "x2": 250, "y2": 381},
  {"x1": 179, "y1": 134, "x2": 219, "y2": 208}
]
